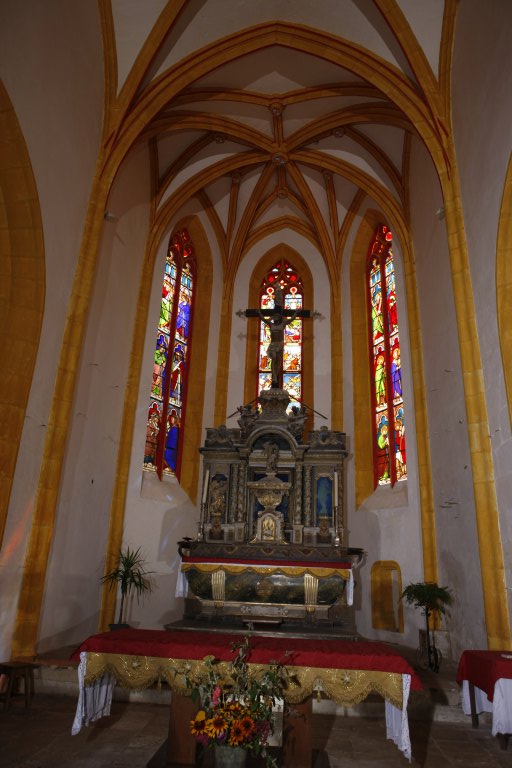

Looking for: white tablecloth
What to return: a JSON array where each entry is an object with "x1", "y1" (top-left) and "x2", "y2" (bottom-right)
[{"x1": 461, "y1": 678, "x2": 512, "y2": 736}]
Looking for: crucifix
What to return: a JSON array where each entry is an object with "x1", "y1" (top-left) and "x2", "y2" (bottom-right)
[{"x1": 243, "y1": 285, "x2": 312, "y2": 388}]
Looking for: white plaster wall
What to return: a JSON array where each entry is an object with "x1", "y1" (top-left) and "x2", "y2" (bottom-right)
[
  {"x1": 120, "y1": 202, "x2": 224, "y2": 630},
  {"x1": 0, "y1": 1, "x2": 103, "y2": 660},
  {"x1": 342, "y1": 201, "x2": 423, "y2": 649},
  {"x1": 37, "y1": 144, "x2": 152, "y2": 652},
  {"x1": 121, "y1": 225, "x2": 330, "y2": 629},
  {"x1": 408, "y1": 136, "x2": 486, "y2": 657},
  {"x1": 451, "y1": 0, "x2": 512, "y2": 619}
]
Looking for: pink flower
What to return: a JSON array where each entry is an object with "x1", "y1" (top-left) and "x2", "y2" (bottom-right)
[{"x1": 212, "y1": 686, "x2": 222, "y2": 706}]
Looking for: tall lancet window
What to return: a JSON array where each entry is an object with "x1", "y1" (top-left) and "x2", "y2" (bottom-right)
[
  {"x1": 258, "y1": 259, "x2": 303, "y2": 406},
  {"x1": 144, "y1": 229, "x2": 195, "y2": 480},
  {"x1": 367, "y1": 225, "x2": 406, "y2": 486}
]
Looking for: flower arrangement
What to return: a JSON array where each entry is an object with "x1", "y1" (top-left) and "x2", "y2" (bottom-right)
[{"x1": 186, "y1": 636, "x2": 290, "y2": 767}]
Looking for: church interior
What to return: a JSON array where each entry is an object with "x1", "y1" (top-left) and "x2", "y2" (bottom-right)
[{"x1": 2, "y1": 0, "x2": 512, "y2": 719}]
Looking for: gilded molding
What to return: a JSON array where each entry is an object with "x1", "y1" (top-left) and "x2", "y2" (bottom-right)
[
  {"x1": 497, "y1": 153, "x2": 512, "y2": 433},
  {"x1": 84, "y1": 652, "x2": 405, "y2": 709},
  {"x1": 0, "y1": 82, "x2": 45, "y2": 549},
  {"x1": 441, "y1": 160, "x2": 511, "y2": 649}
]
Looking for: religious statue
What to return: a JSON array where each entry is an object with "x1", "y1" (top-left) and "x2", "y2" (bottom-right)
[
  {"x1": 205, "y1": 424, "x2": 234, "y2": 446},
  {"x1": 263, "y1": 441, "x2": 279, "y2": 474},
  {"x1": 237, "y1": 404, "x2": 259, "y2": 438},
  {"x1": 287, "y1": 404, "x2": 308, "y2": 441},
  {"x1": 260, "y1": 308, "x2": 300, "y2": 387},
  {"x1": 243, "y1": 284, "x2": 311, "y2": 390}
]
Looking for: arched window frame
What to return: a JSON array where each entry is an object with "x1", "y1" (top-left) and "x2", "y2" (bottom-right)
[
  {"x1": 257, "y1": 259, "x2": 304, "y2": 407},
  {"x1": 366, "y1": 224, "x2": 406, "y2": 487},
  {"x1": 144, "y1": 228, "x2": 196, "y2": 480}
]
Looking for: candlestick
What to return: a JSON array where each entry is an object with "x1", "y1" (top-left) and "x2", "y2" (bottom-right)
[{"x1": 333, "y1": 470, "x2": 338, "y2": 508}]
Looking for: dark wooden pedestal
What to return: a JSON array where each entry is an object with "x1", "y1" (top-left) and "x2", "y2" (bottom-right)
[
  {"x1": 167, "y1": 692, "x2": 197, "y2": 766},
  {"x1": 282, "y1": 698, "x2": 312, "y2": 767},
  {"x1": 165, "y1": 692, "x2": 313, "y2": 767}
]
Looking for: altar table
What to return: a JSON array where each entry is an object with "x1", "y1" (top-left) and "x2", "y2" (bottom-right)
[
  {"x1": 70, "y1": 629, "x2": 421, "y2": 764},
  {"x1": 457, "y1": 650, "x2": 512, "y2": 748}
]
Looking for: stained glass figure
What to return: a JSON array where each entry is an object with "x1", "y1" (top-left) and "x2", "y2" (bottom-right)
[
  {"x1": 258, "y1": 260, "x2": 304, "y2": 409},
  {"x1": 144, "y1": 229, "x2": 195, "y2": 479},
  {"x1": 367, "y1": 225, "x2": 407, "y2": 485}
]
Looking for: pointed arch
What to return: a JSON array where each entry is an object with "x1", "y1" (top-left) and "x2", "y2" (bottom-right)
[
  {"x1": 244, "y1": 245, "x2": 313, "y2": 432},
  {"x1": 351, "y1": 208, "x2": 438, "y2": 587},
  {"x1": 0, "y1": 81, "x2": 45, "y2": 548},
  {"x1": 351, "y1": 211, "x2": 383, "y2": 505},
  {"x1": 366, "y1": 224, "x2": 406, "y2": 486},
  {"x1": 99, "y1": 214, "x2": 213, "y2": 631},
  {"x1": 144, "y1": 228, "x2": 196, "y2": 480},
  {"x1": 257, "y1": 258, "x2": 305, "y2": 401},
  {"x1": 497, "y1": 153, "x2": 512, "y2": 432}
]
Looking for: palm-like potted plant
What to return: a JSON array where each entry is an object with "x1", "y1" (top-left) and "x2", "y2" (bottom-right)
[
  {"x1": 101, "y1": 546, "x2": 154, "y2": 629},
  {"x1": 401, "y1": 581, "x2": 452, "y2": 672}
]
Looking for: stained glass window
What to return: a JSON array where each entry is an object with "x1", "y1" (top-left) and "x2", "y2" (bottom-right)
[
  {"x1": 258, "y1": 259, "x2": 303, "y2": 407},
  {"x1": 367, "y1": 225, "x2": 406, "y2": 485},
  {"x1": 144, "y1": 229, "x2": 195, "y2": 479}
]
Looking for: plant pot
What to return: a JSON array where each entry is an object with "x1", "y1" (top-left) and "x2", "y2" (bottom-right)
[{"x1": 214, "y1": 745, "x2": 247, "y2": 767}]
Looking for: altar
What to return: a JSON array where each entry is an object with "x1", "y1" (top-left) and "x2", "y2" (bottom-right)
[
  {"x1": 70, "y1": 628, "x2": 421, "y2": 764},
  {"x1": 177, "y1": 382, "x2": 363, "y2": 630}
]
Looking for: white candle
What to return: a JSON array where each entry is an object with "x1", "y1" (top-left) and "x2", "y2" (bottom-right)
[
  {"x1": 333, "y1": 470, "x2": 338, "y2": 507},
  {"x1": 202, "y1": 468, "x2": 210, "y2": 504}
]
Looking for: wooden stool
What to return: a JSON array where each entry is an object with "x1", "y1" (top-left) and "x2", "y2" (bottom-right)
[{"x1": 0, "y1": 662, "x2": 37, "y2": 710}]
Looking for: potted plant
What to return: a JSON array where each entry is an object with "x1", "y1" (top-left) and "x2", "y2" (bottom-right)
[
  {"x1": 400, "y1": 581, "x2": 452, "y2": 672},
  {"x1": 101, "y1": 546, "x2": 154, "y2": 629},
  {"x1": 183, "y1": 636, "x2": 291, "y2": 767}
]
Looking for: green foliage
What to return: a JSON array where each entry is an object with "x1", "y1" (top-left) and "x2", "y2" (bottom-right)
[
  {"x1": 101, "y1": 546, "x2": 154, "y2": 624},
  {"x1": 401, "y1": 581, "x2": 452, "y2": 616}
]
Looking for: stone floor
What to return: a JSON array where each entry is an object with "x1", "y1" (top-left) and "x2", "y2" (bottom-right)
[
  {"x1": 1, "y1": 690, "x2": 511, "y2": 767},
  {"x1": 1, "y1": 640, "x2": 511, "y2": 767}
]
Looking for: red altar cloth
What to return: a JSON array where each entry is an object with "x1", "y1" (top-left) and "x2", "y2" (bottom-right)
[
  {"x1": 70, "y1": 628, "x2": 421, "y2": 689},
  {"x1": 457, "y1": 650, "x2": 512, "y2": 701},
  {"x1": 181, "y1": 556, "x2": 353, "y2": 568}
]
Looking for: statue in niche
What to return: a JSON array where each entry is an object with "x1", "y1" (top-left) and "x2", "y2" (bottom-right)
[{"x1": 263, "y1": 442, "x2": 279, "y2": 474}]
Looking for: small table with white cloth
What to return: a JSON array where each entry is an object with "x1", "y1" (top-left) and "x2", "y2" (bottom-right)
[{"x1": 457, "y1": 649, "x2": 512, "y2": 750}]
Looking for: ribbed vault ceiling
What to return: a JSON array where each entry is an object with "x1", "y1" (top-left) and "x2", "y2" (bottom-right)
[{"x1": 102, "y1": 1, "x2": 453, "y2": 274}]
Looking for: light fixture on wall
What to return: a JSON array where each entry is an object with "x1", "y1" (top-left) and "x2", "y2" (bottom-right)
[
  {"x1": 104, "y1": 211, "x2": 117, "y2": 222},
  {"x1": 435, "y1": 206, "x2": 445, "y2": 220}
]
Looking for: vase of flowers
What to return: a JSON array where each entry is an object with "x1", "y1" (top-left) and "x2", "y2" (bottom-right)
[{"x1": 186, "y1": 636, "x2": 289, "y2": 768}]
